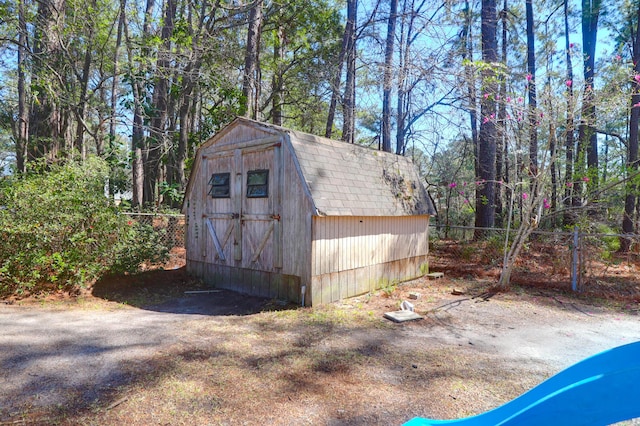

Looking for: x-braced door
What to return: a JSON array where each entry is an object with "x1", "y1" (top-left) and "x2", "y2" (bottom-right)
[{"x1": 203, "y1": 140, "x2": 282, "y2": 272}]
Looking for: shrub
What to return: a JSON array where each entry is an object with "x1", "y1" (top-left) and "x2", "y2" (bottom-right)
[{"x1": 0, "y1": 158, "x2": 168, "y2": 297}]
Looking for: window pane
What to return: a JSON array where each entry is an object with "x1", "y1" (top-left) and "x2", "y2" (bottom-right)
[
  {"x1": 209, "y1": 172, "x2": 230, "y2": 198},
  {"x1": 247, "y1": 170, "x2": 268, "y2": 185},
  {"x1": 246, "y1": 170, "x2": 269, "y2": 198},
  {"x1": 209, "y1": 186, "x2": 230, "y2": 197},
  {"x1": 209, "y1": 173, "x2": 229, "y2": 186},
  {"x1": 247, "y1": 185, "x2": 268, "y2": 198}
]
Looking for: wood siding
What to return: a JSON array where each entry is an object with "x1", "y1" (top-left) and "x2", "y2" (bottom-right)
[
  {"x1": 280, "y1": 137, "x2": 314, "y2": 297},
  {"x1": 310, "y1": 215, "x2": 429, "y2": 304},
  {"x1": 185, "y1": 119, "x2": 433, "y2": 306},
  {"x1": 187, "y1": 260, "x2": 302, "y2": 303}
]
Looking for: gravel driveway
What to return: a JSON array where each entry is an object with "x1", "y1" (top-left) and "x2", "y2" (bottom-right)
[
  {"x1": 1, "y1": 289, "x2": 639, "y2": 424},
  {"x1": 0, "y1": 291, "x2": 269, "y2": 419}
]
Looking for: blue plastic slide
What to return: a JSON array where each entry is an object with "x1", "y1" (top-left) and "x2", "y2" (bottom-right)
[{"x1": 404, "y1": 341, "x2": 640, "y2": 426}]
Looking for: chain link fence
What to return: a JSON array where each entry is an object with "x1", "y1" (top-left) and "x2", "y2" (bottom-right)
[
  {"x1": 429, "y1": 224, "x2": 640, "y2": 301},
  {"x1": 119, "y1": 215, "x2": 639, "y2": 301},
  {"x1": 123, "y1": 213, "x2": 186, "y2": 268}
]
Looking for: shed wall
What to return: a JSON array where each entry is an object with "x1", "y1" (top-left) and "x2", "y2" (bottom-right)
[
  {"x1": 280, "y1": 140, "x2": 314, "y2": 293},
  {"x1": 310, "y1": 215, "x2": 430, "y2": 305}
]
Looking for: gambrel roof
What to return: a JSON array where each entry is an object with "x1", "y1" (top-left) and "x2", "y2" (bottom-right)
[{"x1": 183, "y1": 117, "x2": 436, "y2": 217}]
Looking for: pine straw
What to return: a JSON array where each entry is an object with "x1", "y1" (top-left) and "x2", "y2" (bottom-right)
[{"x1": 59, "y1": 304, "x2": 542, "y2": 426}]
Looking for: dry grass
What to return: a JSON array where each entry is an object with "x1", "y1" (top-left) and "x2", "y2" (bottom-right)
[
  {"x1": 2, "y1": 277, "x2": 554, "y2": 426},
  {"x1": 58, "y1": 301, "x2": 540, "y2": 426},
  {"x1": 4, "y1": 239, "x2": 640, "y2": 425}
]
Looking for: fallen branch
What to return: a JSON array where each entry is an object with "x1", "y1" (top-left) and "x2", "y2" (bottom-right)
[{"x1": 106, "y1": 397, "x2": 128, "y2": 411}]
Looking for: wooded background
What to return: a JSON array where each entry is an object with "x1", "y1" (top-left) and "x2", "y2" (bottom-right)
[{"x1": 0, "y1": 0, "x2": 639, "y2": 250}]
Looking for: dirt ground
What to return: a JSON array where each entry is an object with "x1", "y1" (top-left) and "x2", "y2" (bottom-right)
[{"x1": 1, "y1": 255, "x2": 640, "y2": 425}]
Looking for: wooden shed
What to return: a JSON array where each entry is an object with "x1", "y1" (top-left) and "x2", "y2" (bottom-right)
[{"x1": 182, "y1": 117, "x2": 436, "y2": 305}]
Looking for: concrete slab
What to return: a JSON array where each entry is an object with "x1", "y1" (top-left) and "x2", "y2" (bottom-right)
[{"x1": 384, "y1": 310, "x2": 423, "y2": 323}]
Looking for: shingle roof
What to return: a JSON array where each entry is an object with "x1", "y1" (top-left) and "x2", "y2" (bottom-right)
[
  {"x1": 285, "y1": 128, "x2": 435, "y2": 217},
  {"x1": 184, "y1": 117, "x2": 436, "y2": 217}
]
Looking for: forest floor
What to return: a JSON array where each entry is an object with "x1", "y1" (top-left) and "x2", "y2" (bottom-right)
[{"x1": 1, "y1": 242, "x2": 639, "y2": 425}]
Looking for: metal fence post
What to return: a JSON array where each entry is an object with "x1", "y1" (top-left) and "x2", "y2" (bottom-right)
[{"x1": 572, "y1": 226, "x2": 578, "y2": 292}]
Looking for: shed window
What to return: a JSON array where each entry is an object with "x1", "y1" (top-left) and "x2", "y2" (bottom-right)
[
  {"x1": 246, "y1": 170, "x2": 269, "y2": 198},
  {"x1": 208, "y1": 173, "x2": 230, "y2": 198}
]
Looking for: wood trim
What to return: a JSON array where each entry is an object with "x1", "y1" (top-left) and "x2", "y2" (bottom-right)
[
  {"x1": 273, "y1": 143, "x2": 283, "y2": 268},
  {"x1": 285, "y1": 134, "x2": 317, "y2": 214},
  {"x1": 242, "y1": 213, "x2": 273, "y2": 221},
  {"x1": 233, "y1": 149, "x2": 243, "y2": 261},
  {"x1": 206, "y1": 219, "x2": 226, "y2": 261},
  {"x1": 251, "y1": 221, "x2": 275, "y2": 262},
  {"x1": 203, "y1": 136, "x2": 281, "y2": 154},
  {"x1": 203, "y1": 213, "x2": 236, "y2": 219}
]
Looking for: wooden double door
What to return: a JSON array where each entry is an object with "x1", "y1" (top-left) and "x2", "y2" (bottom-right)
[{"x1": 203, "y1": 142, "x2": 282, "y2": 272}]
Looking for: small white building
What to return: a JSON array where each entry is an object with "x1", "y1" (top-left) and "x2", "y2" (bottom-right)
[{"x1": 182, "y1": 117, "x2": 436, "y2": 305}]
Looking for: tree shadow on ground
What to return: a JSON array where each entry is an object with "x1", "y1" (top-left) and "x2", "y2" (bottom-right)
[{"x1": 91, "y1": 267, "x2": 297, "y2": 316}]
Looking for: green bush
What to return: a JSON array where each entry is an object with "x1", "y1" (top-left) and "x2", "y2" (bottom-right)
[{"x1": 0, "y1": 158, "x2": 168, "y2": 297}]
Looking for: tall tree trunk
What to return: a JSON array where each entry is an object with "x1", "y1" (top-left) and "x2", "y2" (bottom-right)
[
  {"x1": 325, "y1": 9, "x2": 352, "y2": 138},
  {"x1": 122, "y1": 0, "x2": 148, "y2": 209},
  {"x1": 495, "y1": 0, "x2": 507, "y2": 226},
  {"x1": 146, "y1": 0, "x2": 177, "y2": 205},
  {"x1": 272, "y1": 25, "x2": 285, "y2": 126},
  {"x1": 475, "y1": 0, "x2": 498, "y2": 236},
  {"x1": 526, "y1": 0, "x2": 537, "y2": 179},
  {"x1": 29, "y1": 0, "x2": 66, "y2": 163},
  {"x1": 381, "y1": 0, "x2": 398, "y2": 153},
  {"x1": 621, "y1": 3, "x2": 640, "y2": 252},
  {"x1": 463, "y1": 0, "x2": 479, "y2": 178},
  {"x1": 342, "y1": 0, "x2": 357, "y2": 144},
  {"x1": 578, "y1": 0, "x2": 600, "y2": 192},
  {"x1": 75, "y1": 28, "x2": 94, "y2": 160},
  {"x1": 16, "y1": 0, "x2": 29, "y2": 173},
  {"x1": 242, "y1": 0, "x2": 263, "y2": 120},
  {"x1": 395, "y1": 0, "x2": 410, "y2": 155},
  {"x1": 564, "y1": 0, "x2": 577, "y2": 223},
  {"x1": 109, "y1": 4, "x2": 124, "y2": 142}
]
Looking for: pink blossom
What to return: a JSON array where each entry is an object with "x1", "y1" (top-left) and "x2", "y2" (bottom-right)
[
  {"x1": 540, "y1": 112, "x2": 544, "y2": 118},
  {"x1": 569, "y1": 42, "x2": 575, "y2": 48},
  {"x1": 463, "y1": 199, "x2": 469, "y2": 204},
  {"x1": 543, "y1": 198, "x2": 551, "y2": 209},
  {"x1": 615, "y1": 55, "x2": 622, "y2": 61},
  {"x1": 566, "y1": 182, "x2": 573, "y2": 188},
  {"x1": 483, "y1": 116, "x2": 490, "y2": 123},
  {"x1": 522, "y1": 193, "x2": 529, "y2": 200},
  {"x1": 634, "y1": 75, "x2": 640, "y2": 83},
  {"x1": 582, "y1": 176, "x2": 590, "y2": 182},
  {"x1": 449, "y1": 182, "x2": 457, "y2": 188},
  {"x1": 566, "y1": 79, "x2": 572, "y2": 87},
  {"x1": 517, "y1": 97, "x2": 524, "y2": 103},
  {"x1": 506, "y1": 113, "x2": 511, "y2": 119},
  {"x1": 506, "y1": 96, "x2": 512, "y2": 102},
  {"x1": 484, "y1": 93, "x2": 490, "y2": 99},
  {"x1": 526, "y1": 74, "x2": 533, "y2": 81},
  {"x1": 633, "y1": 102, "x2": 640, "y2": 108}
]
